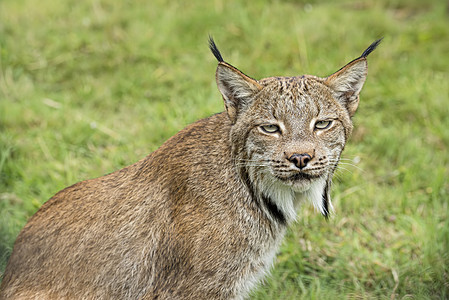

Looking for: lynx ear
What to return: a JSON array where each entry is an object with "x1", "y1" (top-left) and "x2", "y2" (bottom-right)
[
  {"x1": 325, "y1": 39, "x2": 382, "y2": 117},
  {"x1": 209, "y1": 37, "x2": 262, "y2": 122},
  {"x1": 215, "y1": 63, "x2": 262, "y2": 122}
]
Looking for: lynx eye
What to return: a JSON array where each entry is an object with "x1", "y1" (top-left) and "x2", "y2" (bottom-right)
[
  {"x1": 260, "y1": 124, "x2": 280, "y2": 134},
  {"x1": 315, "y1": 120, "x2": 332, "y2": 130}
]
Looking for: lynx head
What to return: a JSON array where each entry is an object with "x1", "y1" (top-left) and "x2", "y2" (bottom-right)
[{"x1": 210, "y1": 38, "x2": 381, "y2": 221}]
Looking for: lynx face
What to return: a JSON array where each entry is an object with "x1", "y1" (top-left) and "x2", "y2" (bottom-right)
[
  {"x1": 242, "y1": 77, "x2": 349, "y2": 187},
  {"x1": 229, "y1": 77, "x2": 349, "y2": 219},
  {"x1": 211, "y1": 38, "x2": 381, "y2": 221}
]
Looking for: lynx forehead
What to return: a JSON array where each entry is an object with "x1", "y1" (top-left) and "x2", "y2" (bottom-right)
[
  {"x1": 0, "y1": 38, "x2": 380, "y2": 299},
  {"x1": 255, "y1": 76, "x2": 350, "y2": 129}
]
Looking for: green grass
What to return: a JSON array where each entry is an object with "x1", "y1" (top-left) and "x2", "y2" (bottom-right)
[{"x1": 1, "y1": 0, "x2": 448, "y2": 298}]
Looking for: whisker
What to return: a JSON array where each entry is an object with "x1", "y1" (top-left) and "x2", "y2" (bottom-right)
[
  {"x1": 332, "y1": 172, "x2": 344, "y2": 182},
  {"x1": 337, "y1": 162, "x2": 364, "y2": 173},
  {"x1": 335, "y1": 166, "x2": 354, "y2": 175},
  {"x1": 325, "y1": 159, "x2": 364, "y2": 173},
  {"x1": 235, "y1": 163, "x2": 270, "y2": 167},
  {"x1": 234, "y1": 159, "x2": 273, "y2": 164}
]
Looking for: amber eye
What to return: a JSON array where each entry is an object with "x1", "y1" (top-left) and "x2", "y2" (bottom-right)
[
  {"x1": 260, "y1": 124, "x2": 280, "y2": 134},
  {"x1": 315, "y1": 120, "x2": 332, "y2": 130}
]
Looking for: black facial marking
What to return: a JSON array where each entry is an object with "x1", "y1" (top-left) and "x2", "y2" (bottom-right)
[
  {"x1": 239, "y1": 168, "x2": 258, "y2": 207},
  {"x1": 261, "y1": 194, "x2": 287, "y2": 225},
  {"x1": 322, "y1": 182, "x2": 330, "y2": 219},
  {"x1": 278, "y1": 83, "x2": 284, "y2": 94},
  {"x1": 238, "y1": 167, "x2": 287, "y2": 227}
]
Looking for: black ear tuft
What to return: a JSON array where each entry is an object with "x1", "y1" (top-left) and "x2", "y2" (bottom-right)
[
  {"x1": 361, "y1": 38, "x2": 383, "y2": 58},
  {"x1": 209, "y1": 36, "x2": 224, "y2": 63}
]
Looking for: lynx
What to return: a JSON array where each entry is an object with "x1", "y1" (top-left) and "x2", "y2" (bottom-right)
[{"x1": 0, "y1": 38, "x2": 381, "y2": 299}]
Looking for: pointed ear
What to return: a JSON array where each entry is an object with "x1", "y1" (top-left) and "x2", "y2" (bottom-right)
[
  {"x1": 215, "y1": 62, "x2": 262, "y2": 123},
  {"x1": 324, "y1": 57, "x2": 368, "y2": 117},
  {"x1": 324, "y1": 39, "x2": 382, "y2": 117}
]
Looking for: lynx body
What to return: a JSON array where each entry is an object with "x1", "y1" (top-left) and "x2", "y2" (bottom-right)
[{"x1": 0, "y1": 38, "x2": 380, "y2": 299}]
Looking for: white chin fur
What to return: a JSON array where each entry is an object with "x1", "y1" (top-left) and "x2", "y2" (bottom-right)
[
  {"x1": 251, "y1": 164, "x2": 332, "y2": 221},
  {"x1": 305, "y1": 177, "x2": 329, "y2": 216},
  {"x1": 256, "y1": 171, "x2": 331, "y2": 222},
  {"x1": 289, "y1": 176, "x2": 331, "y2": 216},
  {"x1": 258, "y1": 176, "x2": 297, "y2": 222}
]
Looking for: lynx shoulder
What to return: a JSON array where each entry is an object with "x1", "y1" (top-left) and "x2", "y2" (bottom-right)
[{"x1": 0, "y1": 38, "x2": 380, "y2": 299}]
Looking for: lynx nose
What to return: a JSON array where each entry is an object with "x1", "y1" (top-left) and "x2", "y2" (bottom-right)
[{"x1": 288, "y1": 153, "x2": 312, "y2": 169}]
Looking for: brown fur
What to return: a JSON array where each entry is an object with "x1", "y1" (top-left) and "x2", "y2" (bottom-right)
[{"x1": 0, "y1": 38, "x2": 380, "y2": 299}]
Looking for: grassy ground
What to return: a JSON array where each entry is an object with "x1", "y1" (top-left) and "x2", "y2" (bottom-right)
[{"x1": 1, "y1": 0, "x2": 448, "y2": 298}]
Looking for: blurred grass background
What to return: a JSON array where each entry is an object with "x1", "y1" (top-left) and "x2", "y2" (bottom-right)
[{"x1": 0, "y1": 0, "x2": 448, "y2": 298}]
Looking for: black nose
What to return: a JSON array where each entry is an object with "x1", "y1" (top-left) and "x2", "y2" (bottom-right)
[{"x1": 288, "y1": 153, "x2": 312, "y2": 169}]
